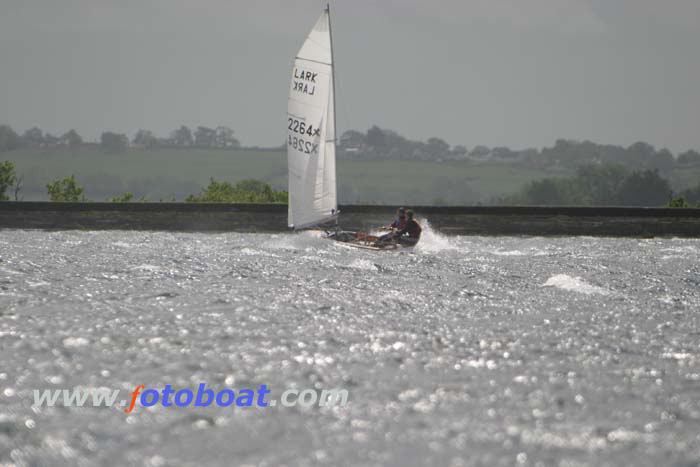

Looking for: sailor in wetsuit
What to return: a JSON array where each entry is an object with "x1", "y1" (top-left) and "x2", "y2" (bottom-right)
[
  {"x1": 388, "y1": 207, "x2": 408, "y2": 230},
  {"x1": 376, "y1": 207, "x2": 407, "y2": 245},
  {"x1": 393, "y1": 210, "x2": 422, "y2": 246}
]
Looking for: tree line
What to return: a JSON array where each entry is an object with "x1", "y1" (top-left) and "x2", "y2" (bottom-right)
[
  {"x1": 3, "y1": 122, "x2": 700, "y2": 173},
  {"x1": 338, "y1": 126, "x2": 700, "y2": 172},
  {"x1": 0, "y1": 124, "x2": 240, "y2": 154},
  {"x1": 498, "y1": 164, "x2": 700, "y2": 207}
]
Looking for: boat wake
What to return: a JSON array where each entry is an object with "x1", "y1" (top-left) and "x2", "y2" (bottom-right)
[
  {"x1": 261, "y1": 232, "x2": 329, "y2": 251},
  {"x1": 414, "y1": 219, "x2": 455, "y2": 254}
]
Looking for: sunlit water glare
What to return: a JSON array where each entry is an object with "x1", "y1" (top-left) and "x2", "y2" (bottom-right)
[{"x1": 1, "y1": 227, "x2": 699, "y2": 466}]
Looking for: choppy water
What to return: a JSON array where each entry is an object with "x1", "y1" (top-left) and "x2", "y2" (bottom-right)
[{"x1": 1, "y1": 227, "x2": 700, "y2": 466}]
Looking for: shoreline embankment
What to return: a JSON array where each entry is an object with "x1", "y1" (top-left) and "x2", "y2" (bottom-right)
[{"x1": 1, "y1": 202, "x2": 700, "y2": 237}]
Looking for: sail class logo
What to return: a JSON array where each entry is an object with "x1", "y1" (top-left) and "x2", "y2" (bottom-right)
[{"x1": 292, "y1": 68, "x2": 318, "y2": 95}]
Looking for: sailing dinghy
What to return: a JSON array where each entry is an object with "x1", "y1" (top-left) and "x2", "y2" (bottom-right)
[{"x1": 286, "y1": 5, "x2": 414, "y2": 251}]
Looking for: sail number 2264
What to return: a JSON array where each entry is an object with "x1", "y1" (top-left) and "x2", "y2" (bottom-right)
[
  {"x1": 288, "y1": 118, "x2": 321, "y2": 138},
  {"x1": 288, "y1": 118, "x2": 320, "y2": 155}
]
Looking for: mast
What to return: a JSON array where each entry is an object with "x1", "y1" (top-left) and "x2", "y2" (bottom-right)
[{"x1": 326, "y1": 3, "x2": 338, "y2": 146}]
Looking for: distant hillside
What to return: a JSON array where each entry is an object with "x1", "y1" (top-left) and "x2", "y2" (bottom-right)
[
  {"x1": 3, "y1": 146, "x2": 557, "y2": 204},
  {"x1": 2, "y1": 123, "x2": 699, "y2": 204}
]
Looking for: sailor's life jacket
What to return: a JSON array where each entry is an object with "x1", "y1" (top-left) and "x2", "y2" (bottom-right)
[{"x1": 398, "y1": 219, "x2": 422, "y2": 239}]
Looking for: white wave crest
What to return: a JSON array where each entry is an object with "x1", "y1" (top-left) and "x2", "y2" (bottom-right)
[
  {"x1": 543, "y1": 274, "x2": 609, "y2": 295},
  {"x1": 492, "y1": 249, "x2": 526, "y2": 256},
  {"x1": 347, "y1": 259, "x2": 379, "y2": 271}
]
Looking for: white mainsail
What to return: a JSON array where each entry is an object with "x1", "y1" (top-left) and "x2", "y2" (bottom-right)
[{"x1": 287, "y1": 7, "x2": 337, "y2": 229}]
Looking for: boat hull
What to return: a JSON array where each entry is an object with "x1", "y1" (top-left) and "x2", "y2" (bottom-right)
[{"x1": 308, "y1": 230, "x2": 415, "y2": 251}]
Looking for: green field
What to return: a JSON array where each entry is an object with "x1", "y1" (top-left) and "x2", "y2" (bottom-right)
[{"x1": 5, "y1": 146, "x2": 664, "y2": 204}]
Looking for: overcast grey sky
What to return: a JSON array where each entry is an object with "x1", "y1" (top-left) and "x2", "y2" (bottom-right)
[{"x1": 1, "y1": 0, "x2": 698, "y2": 152}]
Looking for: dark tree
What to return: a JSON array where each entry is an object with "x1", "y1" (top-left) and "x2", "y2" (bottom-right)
[
  {"x1": 470, "y1": 146, "x2": 490, "y2": 158},
  {"x1": 194, "y1": 126, "x2": 216, "y2": 147},
  {"x1": 575, "y1": 164, "x2": 628, "y2": 205},
  {"x1": 0, "y1": 125, "x2": 21, "y2": 152},
  {"x1": 61, "y1": 129, "x2": 83, "y2": 147},
  {"x1": 540, "y1": 139, "x2": 601, "y2": 167},
  {"x1": 215, "y1": 126, "x2": 239, "y2": 148},
  {"x1": 339, "y1": 130, "x2": 365, "y2": 149},
  {"x1": 132, "y1": 129, "x2": 157, "y2": 148},
  {"x1": 171, "y1": 126, "x2": 193, "y2": 147},
  {"x1": 22, "y1": 127, "x2": 44, "y2": 146},
  {"x1": 366, "y1": 126, "x2": 386, "y2": 148},
  {"x1": 452, "y1": 145, "x2": 468, "y2": 157},
  {"x1": 100, "y1": 132, "x2": 129, "y2": 153},
  {"x1": 524, "y1": 179, "x2": 569, "y2": 205},
  {"x1": 426, "y1": 137, "x2": 450, "y2": 157},
  {"x1": 626, "y1": 142, "x2": 656, "y2": 167},
  {"x1": 648, "y1": 148, "x2": 674, "y2": 171},
  {"x1": 616, "y1": 169, "x2": 672, "y2": 206}
]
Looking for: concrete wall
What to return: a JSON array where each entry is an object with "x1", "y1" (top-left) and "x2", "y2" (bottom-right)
[{"x1": 1, "y1": 202, "x2": 700, "y2": 237}]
